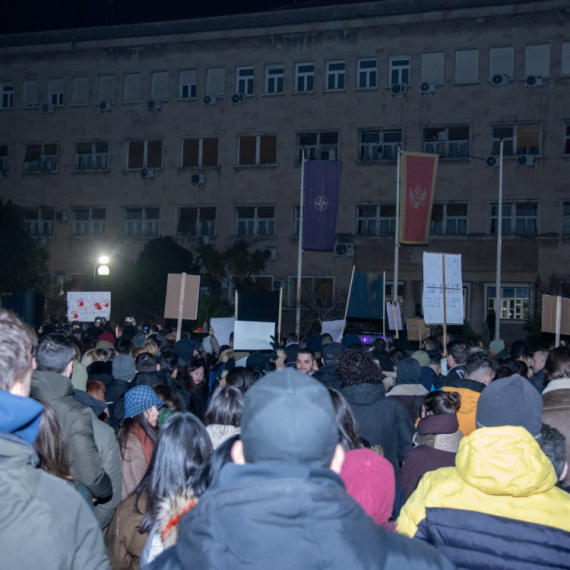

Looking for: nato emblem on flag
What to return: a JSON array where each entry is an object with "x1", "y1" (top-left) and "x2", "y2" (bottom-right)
[{"x1": 302, "y1": 160, "x2": 342, "y2": 251}]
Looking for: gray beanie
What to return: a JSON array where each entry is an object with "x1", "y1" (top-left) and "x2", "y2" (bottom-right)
[
  {"x1": 112, "y1": 354, "x2": 136, "y2": 382},
  {"x1": 241, "y1": 367, "x2": 339, "y2": 468},
  {"x1": 475, "y1": 374, "x2": 543, "y2": 438}
]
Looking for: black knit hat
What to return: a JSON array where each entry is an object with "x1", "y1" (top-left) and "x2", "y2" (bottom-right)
[{"x1": 241, "y1": 367, "x2": 338, "y2": 468}]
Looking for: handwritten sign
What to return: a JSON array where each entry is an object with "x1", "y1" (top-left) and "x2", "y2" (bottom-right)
[
  {"x1": 67, "y1": 292, "x2": 111, "y2": 322},
  {"x1": 423, "y1": 253, "x2": 463, "y2": 325},
  {"x1": 386, "y1": 302, "x2": 403, "y2": 330},
  {"x1": 321, "y1": 319, "x2": 345, "y2": 342}
]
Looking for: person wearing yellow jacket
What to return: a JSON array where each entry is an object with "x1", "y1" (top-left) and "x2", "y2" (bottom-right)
[{"x1": 398, "y1": 375, "x2": 570, "y2": 570}]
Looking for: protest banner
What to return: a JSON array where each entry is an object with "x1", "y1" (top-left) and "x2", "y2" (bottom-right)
[
  {"x1": 67, "y1": 292, "x2": 111, "y2": 322},
  {"x1": 164, "y1": 273, "x2": 201, "y2": 341},
  {"x1": 233, "y1": 320, "x2": 275, "y2": 350}
]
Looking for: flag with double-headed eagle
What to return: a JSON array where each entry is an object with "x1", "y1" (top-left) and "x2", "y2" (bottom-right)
[
  {"x1": 399, "y1": 151, "x2": 439, "y2": 244},
  {"x1": 302, "y1": 160, "x2": 342, "y2": 251}
]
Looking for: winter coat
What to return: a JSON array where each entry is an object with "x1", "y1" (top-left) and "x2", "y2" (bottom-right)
[
  {"x1": 441, "y1": 376, "x2": 485, "y2": 437},
  {"x1": 370, "y1": 349, "x2": 394, "y2": 372},
  {"x1": 542, "y1": 378, "x2": 570, "y2": 486},
  {"x1": 91, "y1": 412, "x2": 123, "y2": 529},
  {"x1": 164, "y1": 375, "x2": 191, "y2": 411},
  {"x1": 71, "y1": 360, "x2": 89, "y2": 391},
  {"x1": 434, "y1": 364, "x2": 466, "y2": 390},
  {"x1": 105, "y1": 492, "x2": 148, "y2": 570},
  {"x1": 149, "y1": 462, "x2": 454, "y2": 570},
  {"x1": 131, "y1": 371, "x2": 163, "y2": 389},
  {"x1": 31, "y1": 370, "x2": 113, "y2": 499},
  {"x1": 88, "y1": 361, "x2": 114, "y2": 388},
  {"x1": 206, "y1": 424, "x2": 241, "y2": 449},
  {"x1": 399, "y1": 414, "x2": 462, "y2": 500},
  {"x1": 312, "y1": 362, "x2": 342, "y2": 390},
  {"x1": 398, "y1": 426, "x2": 570, "y2": 570},
  {"x1": 529, "y1": 368, "x2": 546, "y2": 392},
  {"x1": 386, "y1": 384, "x2": 428, "y2": 424},
  {"x1": 120, "y1": 432, "x2": 149, "y2": 500},
  {"x1": 106, "y1": 378, "x2": 131, "y2": 428},
  {"x1": 341, "y1": 383, "x2": 416, "y2": 473}
]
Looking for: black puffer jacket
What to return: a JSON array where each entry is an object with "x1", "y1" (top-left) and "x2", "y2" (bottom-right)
[
  {"x1": 31, "y1": 370, "x2": 113, "y2": 499},
  {"x1": 149, "y1": 462, "x2": 454, "y2": 570},
  {"x1": 312, "y1": 363, "x2": 342, "y2": 390}
]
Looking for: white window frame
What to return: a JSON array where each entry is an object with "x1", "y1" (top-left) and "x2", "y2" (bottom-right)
[
  {"x1": 295, "y1": 62, "x2": 314, "y2": 92},
  {"x1": 127, "y1": 140, "x2": 162, "y2": 170},
  {"x1": 176, "y1": 206, "x2": 217, "y2": 236},
  {"x1": 124, "y1": 73, "x2": 143, "y2": 102},
  {"x1": 484, "y1": 283, "x2": 533, "y2": 322},
  {"x1": 1, "y1": 82, "x2": 14, "y2": 109},
  {"x1": 179, "y1": 70, "x2": 197, "y2": 99},
  {"x1": 75, "y1": 142, "x2": 109, "y2": 171},
  {"x1": 491, "y1": 124, "x2": 540, "y2": 157},
  {"x1": 389, "y1": 56, "x2": 410, "y2": 85},
  {"x1": 24, "y1": 207, "x2": 55, "y2": 237},
  {"x1": 455, "y1": 49, "x2": 479, "y2": 83},
  {"x1": 124, "y1": 207, "x2": 160, "y2": 236},
  {"x1": 355, "y1": 204, "x2": 396, "y2": 236},
  {"x1": 421, "y1": 52, "x2": 444, "y2": 85},
  {"x1": 71, "y1": 77, "x2": 90, "y2": 105},
  {"x1": 423, "y1": 126, "x2": 470, "y2": 159},
  {"x1": 489, "y1": 202, "x2": 539, "y2": 236},
  {"x1": 525, "y1": 44, "x2": 550, "y2": 78},
  {"x1": 48, "y1": 78, "x2": 64, "y2": 106},
  {"x1": 357, "y1": 58, "x2": 377, "y2": 88},
  {"x1": 430, "y1": 203, "x2": 468, "y2": 236},
  {"x1": 287, "y1": 275, "x2": 335, "y2": 307},
  {"x1": 358, "y1": 129, "x2": 402, "y2": 161},
  {"x1": 24, "y1": 143, "x2": 58, "y2": 172},
  {"x1": 326, "y1": 61, "x2": 345, "y2": 90},
  {"x1": 181, "y1": 137, "x2": 219, "y2": 168},
  {"x1": 265, "y1": 64, "x2": 284, "y2": 94},
  {"x1": 71, "y1": 207, "x2": 107, "y2": 237},
  {"x1": 237, "y1": 135, "x2": 277, "y2": 166},
  {"x1": 23, "y1": 80, "x2": 39, "y2": 107},
  {"x1": 297, "y1": 131, "x2": 339, "y2": 161},
  {"x1": 235, "y1": 206, "x2": 275, "y2": 236},
  {"x1": 151, "y1": 71, "x2": 169, "y2": 101},
  {"x1": 98, "y1": 75, "x2": 116, "y2": 103},
  {"x1": 489, "y1": 46, "x2": 514, "y2": 79},
  {"x1": 236, "y1": 66, "x2": 254, "y2": 95}
]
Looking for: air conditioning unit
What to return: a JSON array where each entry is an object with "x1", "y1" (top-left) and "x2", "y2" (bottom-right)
[
  {"x1": 203, "y1": 95, "x2": 218, "y2": 106},
  {"x1": 141, "y1": 167, "x2": 155, "y2": 179},
  {"x1": 491, "y1": 74, "x2": 512, "y2": 86},
  {"x1": 420, "y1": 82, "x2": 436, "y2": 94},
  {"x1": 231, "y1": 93, "x2": 247, "y2": 104},
  {"x1": 486, "y1": 156, "x2": 498, "y2": 167},
  {"x1": 147, "y1": 99, "x2": 162, "y2": 111},
  {"x1": 55, "y1": 210, "x2": 69, "y2": 222},
  {"x1": 517, "y1": 154, "x2": 535, "y2": 167},
  {"x1": 320, "y1": 146, "x2": 337, "y2": 161},
  {"x1": 525, "y1": 75, "x2": 544, "y2": 87},
  {"x1": 42, "y1": 103, "x2": 54, "y2": 113},
  {"x1": 196, "y1": 235, "x2": 210, "y2": 246},
  {"x1": 191, "y1": 173, "x2": 206, "y2": 185},
  {"x1": 263, "y1": 248, "x2": 278, "y2": 260},
  {"x1": 391, "y1": 83, "x2": 408, "y2": 96},
  {"x1": 335, "y1": 242, "x2": 354, "y2": 257},
  {"x1": 99, "y1": 100, "x2": 112, "y2": 112}
]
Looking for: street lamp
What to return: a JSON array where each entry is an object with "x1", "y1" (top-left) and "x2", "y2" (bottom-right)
[{"x1": 94, "y1": 255, "x2": 111, "y2": 288}]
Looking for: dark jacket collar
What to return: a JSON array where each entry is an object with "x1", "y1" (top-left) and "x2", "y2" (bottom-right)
[
  {"x1": 341, "y1": 382, "x2": 386, "y2": 403},
  {"x1": 31, "y1": 370, "x2": 74, "y2": 400},
  {"x1": 445, "y1": 375, "x2": 485, "y2": 393},
  {"x1": 417, "y1": 413, "x2": 459, "y2": 435}
]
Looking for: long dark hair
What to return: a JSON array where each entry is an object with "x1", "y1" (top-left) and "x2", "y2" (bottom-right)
[
  {"x1": 180, "y1": 359, "x2": 209, "y2": 396},
  {"x1": 204, "y1": 386, "x2": 244, "y2": 428},
  {"x1": 328, "y1": 388, "x2": 363, "y2": 451},
  {"x1": 115, "y1": 412, "x2": 158, "y2": 458},
  {"x1": 136, "y1": 412, "x2": 213, "y2": 533}
]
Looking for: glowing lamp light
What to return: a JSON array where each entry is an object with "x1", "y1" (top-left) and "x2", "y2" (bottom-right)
[
  {"x1": 98, "y1": 255, "x2": 110, "y2": 264},
  {"x1": 360, "y1": 335, "x2": 373, "y2": 345},
  {"x1": 97, "y1": 265, "x2": 110, "y2": 276}
]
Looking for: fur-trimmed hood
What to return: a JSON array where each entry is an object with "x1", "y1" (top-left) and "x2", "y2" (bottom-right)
[{"x1": 156, "y1": 486, "x2": 198, "y2": 550}]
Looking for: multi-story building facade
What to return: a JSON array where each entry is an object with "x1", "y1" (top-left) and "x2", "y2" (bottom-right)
[{"x1": 1, "y1": 0, "x2": 569, "y2": 338}]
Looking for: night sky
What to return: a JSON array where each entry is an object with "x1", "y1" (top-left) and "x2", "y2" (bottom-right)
[{"x1": 1, "y1": 0, "x2": 369, "y2": 35}]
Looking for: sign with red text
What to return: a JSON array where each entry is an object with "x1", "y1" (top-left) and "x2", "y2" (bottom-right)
[{"x1": 67, "y1": 292, "x2": 111, "y2": 322}]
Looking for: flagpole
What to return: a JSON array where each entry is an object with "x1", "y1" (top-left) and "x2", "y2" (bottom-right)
[
  {"x1": 394, "y1": 145, "x2": 402, "y2": 337},
  {"x1": 382, "y1": 270, "x2": 386, "y2": 339},
  {"x1": 296, "y1": 147, "x2": 306, "y2": 337},
  {"x1": 494, "y1": 139, "x2": 504, "y2": 342},
  {"x1": 343, "y1": 265, "x2": 356, "y2": 324}
]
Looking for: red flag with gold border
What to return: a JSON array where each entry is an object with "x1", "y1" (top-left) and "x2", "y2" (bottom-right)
[{"x1": 399, "y1": 151, "x2": 439, "y2": 244}]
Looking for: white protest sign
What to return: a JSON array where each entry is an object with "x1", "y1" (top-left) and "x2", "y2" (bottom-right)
[
  {"x1": 422, "y1": 252, "x2": 464, "y2": 325},
  {"x1": 210, "y1": 317, "x2": 235, "y2": 347},
  {"x1": 321, "y1": 319, "x2": 345, "y2": 342},
  {"x1": 386, "y1": 302, "x2": 403, "y2": 330},
  {"x1": 233, "y1": 321, "x2": 275, "y2": 351},
  {"x1": 67, "y1": 292, "x2": 111, "y2": 322},
  {"x1": 235, "y1": 356, "x2": 249, "y2": 367}
]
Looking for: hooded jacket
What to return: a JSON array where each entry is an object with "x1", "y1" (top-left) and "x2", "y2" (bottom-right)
[
  {"x1": 31, "y1": 370, "x2": 113, "y2": 499},
  {"x1": 441, "y1": 376, "x2": 484, "y2": 437},
  {"x1": 387, "y1": 358, "x2": 428, "y2": 423},
  {"x1": 312, "y1": 362, "x2": 342, "y2": 390},
  {"x1": 149, "y1": 461, "x2": 454, "y2": 570},
  {"x1": 398, "y1": 426, "x2": 570, "y2": 569},
  {"x1": 0, "y1": 391, "x2": 110, "y2": 570}
]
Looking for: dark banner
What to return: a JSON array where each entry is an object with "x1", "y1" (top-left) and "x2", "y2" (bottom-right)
[
  {"x1": 237, "y1": 289, "x2": 280, "y2": 325},
  {"x1": 347, "y1": 271, "x2": 384, "y2": 320}
]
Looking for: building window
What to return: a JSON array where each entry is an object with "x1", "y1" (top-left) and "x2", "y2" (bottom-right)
[
  {"x1": 293, "y1": 205, "x2": 301, "y2": 235},
  {"x1": 179, "y1": 70, "x2": 196, "y2": 99},
  {"x1": 177, "y1": 206, "x2": 216, "y2": 236},
  {"x1": 525, "y1": 44, "x2": 550, "y2": 78},
  {"x1": 151, "y1": 72, "x2": 169, "y2": 100},
  {"x1": 98, "y1": 75, "x2": 115, "y2": 103},
  {"x1": 421, "y1": 52, "x2": 444, "y2": 84},
  {"x1": 563, "y1": 42, "x2": 570, "y2": 76},
  {"x1": 75, "y1": 142, "x2": 109, "y2": 170},
  {"x1": 23, "y1": 80, "x2": 39, "y2": 107},
  {"x1": 24, "y1": 143, "x2": 58, "y2": 172},
  {"x1": 295, "y1": 62, "x2": 314, "y2": 92},
  {"x1": 326, "y1": 61, "x2": 345, "y2": 90},
  {"x1": 297, "y1": 131, "x2": 338, "y2": 161},
  {"x1": 563, "y1": 203, "x2": 570, "y2": 235},
  {"x1": 357, "y1": 58, "x2": 377, "y2": 88},
  {"x1": 490, "y1": 202, "x2": 538, "y2": 236},
  {"x1": 236, "y1": 206, "x2": 275, "y2": 236},
  {"x1": 206, "y1": 68, "x2": 226, "y2": 98},
  {"x1": 124, "y1": 207, "x2": 160, "y2": 236},
  {"x1": 489, "y1": 46, "x2": 514, "y2": 79},
  {"x1": 430, "y1": 204, "x2": 468, "y2": 235},
  {"x1": 124, "y1": 73, "x2": 142, "y2": 102},
  {"x1": 1, "y1": 82, "x2": 14, "y2": 109},
  {"x1": 48, "y1": 78, "x2": 64, "y2": 106},
  {"x1": 236, "y1": 67, "x2": 254, "y2": 95},
  {"x1": 356, "y1": 204, "x2": 396, "y2": 236},
  {"x1": 455, "y1": 49, "x2": 479, "y2": 83},
  {"x1": 72, "y1": 208, "x2": 106, "y2": 236},
  {"x1": 182, "y1": 137, "x2": 218, "y2": 167},
  {"x1": 565, "y1": 125, "x2": 570, "y2": 155},
  {"x1": 423, "y1": 126, "x2": 470, "y2": 158},
  {"x1": 127, "y1": 140, "x2": 162, "y2": 169},
  {"x1": 238, "y1": 135, "x2": 277, "y2": 166},
  {"x1": 265, "y1": 64, "x2": 284, "y2": 94},
  {"x1": 491, "y1": 125, "x2": 540, "y2": 156},
  {"x1": 23, "y1": 207, "x2": 55, "y2": 237},
  {"x1": 389, "y1": 56, "x2": 410, "y2": 85},
  {"x1": 359, "y1": 130, "x2": 402, "y2": 161},
  {"x1": 71, "y1": 77, "x2": 89, "y2": 105},
  {"x1": 288, "y1": 276, "x2": 334, "y2": 305},
  {"x1": 487, "y1": 285, "x2": 530, "y2": 320},
  {"x1": 0, "y1": 145, "x2": 8, "y2": 172}
]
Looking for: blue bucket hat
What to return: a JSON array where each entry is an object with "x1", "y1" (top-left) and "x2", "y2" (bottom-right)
[{"x1": 124, "y1": 385, "x2": 164, "y2": 419}]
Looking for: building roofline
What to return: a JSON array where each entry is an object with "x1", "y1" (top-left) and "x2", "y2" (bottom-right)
[{"x1": 0, "y1": 0, "x2": 561, "y2": 48}]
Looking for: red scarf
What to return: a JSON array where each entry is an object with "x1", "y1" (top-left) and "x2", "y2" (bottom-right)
[{"x1": 130, "y1": 422, "x2": 154, "y2": 465}]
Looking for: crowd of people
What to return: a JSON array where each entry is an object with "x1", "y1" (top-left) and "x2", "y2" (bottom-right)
[{"x1": 1, "y1": 308, "x2": 570, "y2": 570}]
